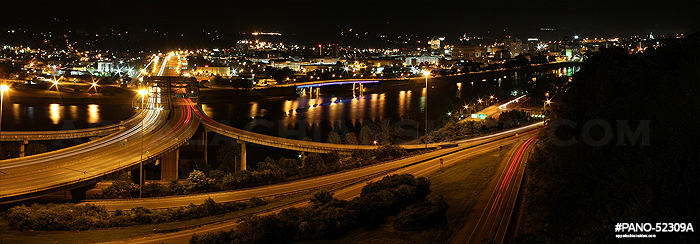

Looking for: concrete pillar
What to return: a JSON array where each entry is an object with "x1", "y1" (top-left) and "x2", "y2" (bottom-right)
[
  {"x1": 19, "y1": 140, "x2": 28, "y2": 157},
  {"x1": 69, "y1": 183, "x2": 95, "y2": 201},
  {"x1": 238, "y1": 140, "x2": 247, "y2": 171},
  {"x1": 160, "y1": 149, "x2": 179, "y2": 180}
]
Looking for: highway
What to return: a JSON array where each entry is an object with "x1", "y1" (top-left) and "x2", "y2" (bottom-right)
[
  {"x1": 0, "y1": 51, "x2": 202, "y2": 203},
  {"x1": 83, "y1": 122, "x2": 542, "y2": 211},
  {"x1": 100, "y1": 124, "x2": 541, "y2": 244},
  {"x1": 195, "y1": 104, "x2": 451, "y2": 154},
  {"x1": 0, "y1": 99, "x2": 200, "y2": 204},
  {"x1": 454, "y1": 134, "x2": 538, "y2": 244}
]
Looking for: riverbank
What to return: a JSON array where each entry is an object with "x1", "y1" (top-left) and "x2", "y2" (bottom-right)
[
  {"x1": 198, "y1": 61, "x2": 579, "y2": 103},
  {"x1": 3, "y1": 81, "x2": 136, "y2": 105},
  {"x1": 1, "y1": 62, "x2": 577, "y2": 105}
]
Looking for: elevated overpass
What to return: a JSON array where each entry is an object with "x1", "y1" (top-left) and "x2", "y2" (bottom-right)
[
  {"x1": 84, "y1": 122, "x2": 544, "y2": 211},
  {"x1": 0, "y1": 116, "x2": 141, "y2": 142},
  {"x1": 193, "y1": 104, "x2": 460, "y2": 171},
  {"x1": 0, "y1": 53, "x2": 203, "y2": 204},
  {"x1": 0, "y1": 99, "x2": 200, "y2": 204},
  {"x1": 0, "y1": 110, "x2": 143, "y2": 157}
]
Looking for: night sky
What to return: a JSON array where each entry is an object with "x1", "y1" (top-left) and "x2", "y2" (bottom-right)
[{"x1": 1, "y1": 0, "x2": 698, "y2": 48}]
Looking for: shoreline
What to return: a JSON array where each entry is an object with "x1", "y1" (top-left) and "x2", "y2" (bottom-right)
[{"x1": 1, "y1": 62, "x2": 578, "y2": 105}]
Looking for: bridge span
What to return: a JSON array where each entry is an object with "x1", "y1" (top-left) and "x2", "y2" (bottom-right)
[
  {"x1": 192, "y1": 104, "x2": 450, "y2": 171},
  {"x1": 0, "y1": 100, "x2": 200, "y2": 204},
  {"x1": 0, "y1": 53, "x2": 204, "y2": 204}
]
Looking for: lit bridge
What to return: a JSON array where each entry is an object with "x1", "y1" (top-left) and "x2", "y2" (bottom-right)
[
  {"x1": 0, "y1": 54, "x2": 201, "y2": 204},
  {"x1": 0, "y1": 111, "x2": 144, "y2": 157},
  {"x1": 0, "y1": 53, "x2": 440, "y2": 204}
]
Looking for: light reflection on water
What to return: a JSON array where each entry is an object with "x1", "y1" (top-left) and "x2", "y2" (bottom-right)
[
  {"x1": 202, "y1": 65, "x2": 579, "y2": 141},
  {"x1": 50, "y1": 103, "x2": 61, "y2": 125},
  {"x1": 3, "y1": 103, "x2": 134, "y2": 131},
  {"x1": 88, "y1": 104, "x2": 99, "y2": 124}
]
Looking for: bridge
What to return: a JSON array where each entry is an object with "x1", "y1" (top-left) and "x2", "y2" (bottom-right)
[
  {"x1": 0, "y1": 111, "x2": 144, "y2": 157},
  {"x1": 0, "y1": 52, "x2": 524, "y2": 204},
  {"x1": 0, "y1": 54, "x2": 203, "y2": 204},
  {"x1": 0, "y1": 116, "x2": 142, "y2": 142},
  {"x1": 194, "y1": 101, "x2": 459, "y2": 171},
  {"x1": 0, "y1": 98, "x2": 200, "y2": 203},
  {"x1": 272, "y1": 79, "x2": 381, "y2": 97}
]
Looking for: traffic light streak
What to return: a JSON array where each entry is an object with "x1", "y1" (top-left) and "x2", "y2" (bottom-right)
[{"x1": 483, "y1": 135, "x2": 536, "y2": 239}]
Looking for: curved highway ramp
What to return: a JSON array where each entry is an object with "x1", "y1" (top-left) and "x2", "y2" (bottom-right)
[
  {"x1": 193, "y1": 104, "x2": 447, "y2": 155},
  {"x1": 0, "y1": 111, "x2": 143, "y2": 142},
  {"x1": 0, "y1": 101, "x2": 200, "y2": 204}
]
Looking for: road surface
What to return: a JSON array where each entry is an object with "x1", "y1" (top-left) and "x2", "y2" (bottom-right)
[
  {"x1": 452, "y1": 134, "x2": 537, "y2": 244},
  {"x1": 98, "y1": 128, "x2": 541, "y2": 244}
]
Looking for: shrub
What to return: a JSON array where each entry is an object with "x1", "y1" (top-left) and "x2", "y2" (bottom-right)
[
  {"x1": 101, "y1": 179, "x2": 139, "y2": 198},
  {"x1": 392, "y1": 195, "x2": 449, "y2": 231},
  {"x1": 3, "y1": 198, "x2": 268, "y2": 231},
  {"x1": 190, "y1": 174, "x2": 436, "y2": 244},
  {"x1": 309, "y1": 190, "x2": 334, "y2": 206},
  {"x1": 142, "y1": 182, "x2": 168, "y2": 197}
]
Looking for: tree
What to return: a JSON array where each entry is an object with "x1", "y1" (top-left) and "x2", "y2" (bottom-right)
[
  {"x1": 519, "y1": 35, "x2": 700, "y2": 243},
  {"x1": 216, "y1": 140, "x2": 240, "y2": 173},
  {"x1": 327, "y1": 131, "x2": 342, "y2": 144},
  {"x1": 231, "y1": 78, "x2": 253, "y2": 89},
  {"x1": 186, "y1": 170, "x2": 209, "y2": 192},
  {"x1": 392, "y1": 195, "x2": 449, "y2": 231},
  {"x1": 310, "y1": 190, "x2": 334, "y2": 206},
  {"x1": 344, "y1": 132, "x2": 358, "y2": 145},
  {"x1": 211, "y1": 75, "x2": 223, "y2": 85},
  {"x1": 25, "y1": 142, "x2": 47, "y2": 156},
  {"x1": 101, "y1": 174, "x2": 139, "y2": 198},
  {"x1": 141, "y1": 182, "x2": 167, "y2": 197},
  {"x1": 359, "y1": 125, "x2": 374, "y2": 145},
  {"x1": 302, "y1": 153, "x2": 325, "y2": 172}
]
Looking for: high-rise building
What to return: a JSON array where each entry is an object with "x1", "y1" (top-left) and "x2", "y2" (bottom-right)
[
  {"x1": 429, "y1": 36, "x2": 443, "y2": 50},
  {"x1": 527, "y1": 38, "x2": 539, "y2": 53}
]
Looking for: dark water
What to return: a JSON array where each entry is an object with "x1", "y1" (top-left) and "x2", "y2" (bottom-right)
[
  {"x1": 0, "y1": 103, "x2": 136, "y2": 131},
  {"x1": 202, "y1": 66, "x2": 578, "y2": 164},
  {"x1": 203, "y1": 66, "x2": 579, "y2": 142}
]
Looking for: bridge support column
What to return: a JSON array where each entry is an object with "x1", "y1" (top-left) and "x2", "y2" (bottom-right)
[
  {"x1": 69, "y1": 183, "x2": 96, "y2": 201},
  {"x1": 161, "y1": 149, "x2": 179, "y2": 180},
  {"x1": 238, "y1": 140, "x2": 247, "y2": 171},
  {"x1": 19, "y1": 140, "x2": 28, "y2": 157}
]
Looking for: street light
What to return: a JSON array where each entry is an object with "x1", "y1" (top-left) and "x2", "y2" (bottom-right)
[
  {"x1": 422, "y1": 70, "x2": 431, "y2": 150},
  {"x1": 543, "y1": 99, "x2": 552, "y2": 117},
  {"x1": 138, "y1": 88, "x2": 148, "y2": 198},
  {"x1": 0, "y1": 85, "x2": 8, "y2": 162}
]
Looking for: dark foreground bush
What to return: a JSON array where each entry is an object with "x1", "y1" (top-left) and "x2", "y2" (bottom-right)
[
  {"x1": 392, "y1": 195, "x2": 449, "y2": 231},
  {"x1": 190, "y1": 174, "x2": 448, "y2": 244}
]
